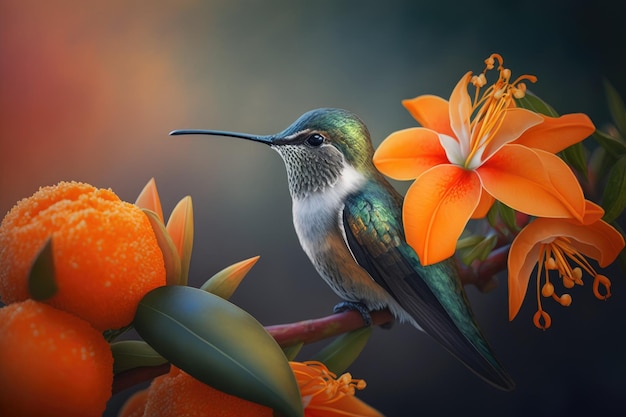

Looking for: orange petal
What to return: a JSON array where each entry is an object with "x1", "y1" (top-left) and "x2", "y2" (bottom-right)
[
  {"x1": 582, "y1": 200, "x2": 605, "y2": 224},
  {"x1": 402, "y1": 95, "x2": 455, "y2": 138},
  {"x1": 514, "y1": 216, "x2": 624, "y2": 269},
  {"x1": 135, "y1": 178, "x2": 164, "y2": 223},
  {"x1": 513, "y1": 113, "x2": 595, "y2": 153},
  {"x1": 306, "y1": 395, "x2": 384, "y2": 417},
  {"x1": 373, "y1": 128, "x2": 448, "y2": 180},
  {"x1": 448, "y1": 72, "x2": 473, "y2": 149},
  {"x1": 403, "y1": 165, "x2": 481, "y2": 265},
  {"x1": 533, "y1": 149, "x2": 586, "y2": 221},
  {"x1": 478, "y1": 144, "x2": 584, "y2": 221},
  {"x1": 471, "y1": 191, "x2": 495, "y2": 219},
  {"x1": 507, "y1": 232, "x2": 543, "y2": 320},
  {"x1": 482, "y1": 108, "x2": 543, "y2": 160}
]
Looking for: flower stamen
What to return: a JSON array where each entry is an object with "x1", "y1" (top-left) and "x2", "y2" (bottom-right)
[
  {"x1": 531, "y1": 236, "x2": 613, "y2": 329},
  {"x1": 462, "y1": 54, "x2": 537, "y2": 168}
]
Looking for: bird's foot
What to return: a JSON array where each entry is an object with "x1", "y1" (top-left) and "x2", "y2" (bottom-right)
[{"x1": 333, "y1": 301, "x2": 373, "y2": 326}]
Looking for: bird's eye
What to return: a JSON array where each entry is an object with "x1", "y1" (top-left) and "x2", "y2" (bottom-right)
[{"x1": 305, "y1": 133, "x2": 325, "y2": 147}]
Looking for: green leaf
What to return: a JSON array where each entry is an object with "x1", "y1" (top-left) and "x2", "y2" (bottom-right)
[
  {"x1": 200, "y1": 256, "x2": 260, "y2": 299},
  {"x1": 603, "y1": 79, "x2": 626, "y2": 138},
  {"x1": 311, "y1": 327, "x2": 372, "y2": 375},
  {"x1": 110, "y1": 340, "x2": 168, "y2": 374},
  {"x1": 282, "y1": 343, "x2": 304, "y2": 361},
  {"x1": 610, "y1": 221, "x2": 626, "y2": 277},
  {"x1": 485, "y1": 201, "x2": 517, "y2": 232},
  {"x1": 593, "y1": 129, "x2": 626, "y2": 158},
  {"x1": 28, "y1": 237, "x2": 57, "y2": 300},
  {"x1": 142, "y1": 209, "x2": 182, "y2": 286},
  {"x1": 602, "y1": 155, "x2": 626, "y2": 222},
  {"x1": 515, "y1": 91, "x2": 559, "y2": 117},
  {"x1": 459, "y1": 234, "x2": 498, "y2": 266},
  {"x1": 558, "y1": 142, "x2": 588, "y2": 179},
  {"x1": 134, "y1": 286, "x2": 303, "y2": 417}
]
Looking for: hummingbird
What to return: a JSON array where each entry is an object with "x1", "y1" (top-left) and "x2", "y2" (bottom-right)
[{"x1": 171, "y1": 108, "x2": 515, "y2": 391}]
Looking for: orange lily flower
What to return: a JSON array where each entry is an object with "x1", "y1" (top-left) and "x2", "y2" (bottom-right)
[
  {"x1": 290, "y1": 361, "x2": 384, "y2": 417},
  {"x1": 508, "y1": 201, "x2": 624, "y2": 329},
  {"x1": 373, "y1": 54, "x2": 595, "y2": 265}
]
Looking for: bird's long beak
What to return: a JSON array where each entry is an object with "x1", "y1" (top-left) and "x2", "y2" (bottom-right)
[{"x1": 169, "y1": 129, "x2": 274, "y2": 145}]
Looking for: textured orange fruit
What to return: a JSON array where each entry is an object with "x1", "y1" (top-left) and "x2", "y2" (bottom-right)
[
  {"x1": 0, "y1": 299, "x2": 113, "y2": 417},
  {"x1": 141, "y1": 366, "x2": 273, "y2": 417},
  {"x1": 0, "y1": 181, "x2": 166, "y2": 330},
  {"x1": 117, "y1": 388, "x2": 149, "y2": 417}
]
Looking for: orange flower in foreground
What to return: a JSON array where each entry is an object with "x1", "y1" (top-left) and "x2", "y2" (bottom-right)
[
  {"x1": 508, "y1": 201, "x2": 624, "y2": 329},
  {"x1": 119, "y1": 361, "x2": 383, "y2": 417},
  {"x1": 291, "y1": 361, "x2": 384, "y2": 417},
  {"x1": 138, "y1": 366, "x2": 273, "y2": 417},
  {"x1": 373, "y1": 53, "x2": 595, "y2": 265},
  {"x1": 117, "y1": 389, "x2": 148, "y2": 417},
  {"x1": 0, "y1": 181, "x2": 166, "y2": 331},
  {"x1": 0, "y1": 300, "x2": 113, "y2": 417}
]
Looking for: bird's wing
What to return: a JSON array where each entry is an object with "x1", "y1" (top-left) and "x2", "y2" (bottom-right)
[{"x1": 341, "y1": 183, "x2": 515, "y2": 391}]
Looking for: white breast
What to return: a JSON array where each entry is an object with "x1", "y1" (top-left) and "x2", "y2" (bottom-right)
[{"x1": 292, "y1": 165, "x2": 365, "y2": 259}]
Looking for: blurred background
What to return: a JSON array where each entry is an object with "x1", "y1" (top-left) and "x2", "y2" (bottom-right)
[{"x1": 1, "y1": 0, "x2": 625, "y2": 416}]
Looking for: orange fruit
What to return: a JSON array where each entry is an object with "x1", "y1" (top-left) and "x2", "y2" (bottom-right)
[
  {"x1": 0, "y1": 299, "x2": 113, "y2": 417},
  {"x1": 0, "y1": 181, "x2": 166, "y2": 330},
  {"x1": 117, "y1": 388, "x2": 149, "y2": 417},
  {"x1": 141, "y1": 366, "x2": 273, "y2": 417}
]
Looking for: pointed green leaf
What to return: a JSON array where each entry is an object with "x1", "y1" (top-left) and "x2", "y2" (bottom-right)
[
  {"x1": 459, "y1": 234, "x2": 498, "y2": 266},
  {"x1": 602, "y1": 155, "x2": 626, "y2": 222},
  {"x1": 515, "y1": 91, "x2": 559, "y2": 117},
  {"x1": 200, "y1": 256, "x2": 260, "y2": 299},
  {"x1": 603, "y1": 79, "x2": 626, "y2": 138},
  {"x1": 142, "y1": 208, "x2": 182, "y2": 286},
  {"x1": 134, "y1": 285, "x2": 303, "y2": 417},
  {"x1": 282, "y1": 343, "x2": 304, "y2": 361},
  {"x1": 311, "y1": 327, "x2": 372, "y2": 375},
  {"x1": 111, "y1": 340, "x2": 168, "y2": 374},
  {"x1": 456, "y1": 235, "x2": 483, "y2": 251},
  {"x1": 28, "y1": 237, "x2": 57, "y2": 300},
  {"x1": 593, "y1": 129, "x2": 626, "y2": 158},
  {"x1": 610, "y1": 221, "x2": 626, "y2": 277},
  {"x1": 558, "y1": 142, "x2": 588, "y2": 179}
]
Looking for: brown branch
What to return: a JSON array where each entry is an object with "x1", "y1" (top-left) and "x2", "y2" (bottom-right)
[
  {"x1": 112, "y1": 309, "x2": 393, "y2": 394},
  {"x1": 458, "y1": 244, "x2": 511, "y2": 292}
]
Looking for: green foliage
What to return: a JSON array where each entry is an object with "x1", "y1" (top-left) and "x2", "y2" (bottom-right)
[
  {"x1": 603, "y1": 79, "x2": 626, "y2": 138},
  {"x1": 602, "y1": 156, "x2": 626, "y2": 223},
  {"x1": 200, "y1": 256, "x2": 259, "y2": 299},
  {"x1": 111, "y1": 340, "x2": 167, "y2": 374},
  {"x1": 134, "y1": 285, "x2": 304, "y2": 417},
  {"x1": 311, "y1": 327, "x2": 373, "y2": 375},
  {"x1": 28, "y1": 237, "x2": 57, "y2": 301}
]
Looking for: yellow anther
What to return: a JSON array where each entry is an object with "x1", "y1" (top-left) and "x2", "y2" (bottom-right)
[
  {"x1": 501, "y1": 68, "x2": 511, "y2": 81},
  {"x1": 563, "y1": 276, "x2": 576, "y2": 289},
  {"x1": 513, "y1": 83, "x2": 527, "y2": 99},
  {"x1": 471, "y1": 73, "x2": 487, "y2": 87},
  {"x1": 484, "y1": 56, "x2": 495, "y2": 70},
  {"x1": 553, "y1": 293, "x2": 572, "y2": 307},
  {"x1": 545, "y1": 257, "x2": 557, "y2": 270},
  {"x1": 541, "y1": 282, "x2": 554, "y2": 297},
  {"x1": 572, "y1": 267, "x2": 583, "y2": 284}
]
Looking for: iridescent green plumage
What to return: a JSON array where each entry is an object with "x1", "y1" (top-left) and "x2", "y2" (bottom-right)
[{"x1": 170, "y1": 108, "x2": 515, "y2": 390}]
